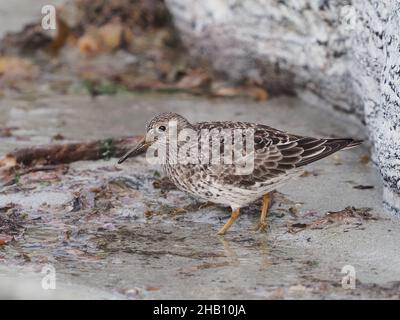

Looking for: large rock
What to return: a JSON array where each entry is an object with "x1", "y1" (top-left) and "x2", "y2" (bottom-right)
[{"x1": 165, "y1": 0, "x2": 400, "y2": 214}]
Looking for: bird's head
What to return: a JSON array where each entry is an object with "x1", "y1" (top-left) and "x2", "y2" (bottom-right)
[{"x1": 118, "y1": 112, "x2": 193, "y2": 164}]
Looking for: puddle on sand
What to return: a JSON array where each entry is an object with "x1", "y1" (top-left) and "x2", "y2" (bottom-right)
[{"x1": 0, "y1": 171, "x2": 331, "y2": 299}]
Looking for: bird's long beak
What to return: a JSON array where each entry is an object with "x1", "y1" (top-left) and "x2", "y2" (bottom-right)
[{"x1": 118, "y1": 137, "x2": 150, "y2": 164}]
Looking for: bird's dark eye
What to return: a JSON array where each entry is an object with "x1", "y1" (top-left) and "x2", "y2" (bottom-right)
[{"x1": 158, "y1": 125, "x2": 166, "y2": 132}]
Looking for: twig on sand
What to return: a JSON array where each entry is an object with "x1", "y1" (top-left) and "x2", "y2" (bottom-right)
[{"x1": 0, "y1": 135, "x2": 143, "y2": 185}]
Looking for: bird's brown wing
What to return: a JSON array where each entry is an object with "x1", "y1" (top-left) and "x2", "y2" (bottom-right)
[{"x1": 194, "y1": 121, "x2": 361, "y2": 188}]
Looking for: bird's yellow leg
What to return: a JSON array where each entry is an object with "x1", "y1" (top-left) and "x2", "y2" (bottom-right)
[
  {"x1": 217, "y1": 208, "x2": 240, "y2": 235},
  {"x1": 256, "y1": 193, "x2": 271, "y2": 231}
]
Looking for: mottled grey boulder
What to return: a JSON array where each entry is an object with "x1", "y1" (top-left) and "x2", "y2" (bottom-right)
[{"x1": 165, "y1": 0, "x2": 400, "y2": 213}]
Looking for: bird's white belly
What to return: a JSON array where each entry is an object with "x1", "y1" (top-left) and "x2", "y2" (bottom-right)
[
  {"x1": 170, "y1": 169, "x2": 303, "y2": 209},
  {"x1": 208, "y1": 171, "x2": 302, "y2": 208}
]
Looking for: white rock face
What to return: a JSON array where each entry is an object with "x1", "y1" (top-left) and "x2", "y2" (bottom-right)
[{"x1": 165, "y1": 0, "x2": 400, "y2": 213}]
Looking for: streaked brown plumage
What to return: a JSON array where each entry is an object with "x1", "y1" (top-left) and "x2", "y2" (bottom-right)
[{"x1": 119, "y1": 112, "x2": 362, "y2": 235}]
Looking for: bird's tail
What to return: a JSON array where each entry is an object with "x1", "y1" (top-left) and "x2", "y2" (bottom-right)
[
  {"x1": 295, "y1": 137, "x2": 363, "y2": 167},
  {"x1": 342, "y1": 139, "x2": 363, "y2": 150}
]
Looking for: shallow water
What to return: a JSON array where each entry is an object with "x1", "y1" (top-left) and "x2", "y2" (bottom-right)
[{"x1": 1, "y1": 93, "x2": 399, "y2": 299}]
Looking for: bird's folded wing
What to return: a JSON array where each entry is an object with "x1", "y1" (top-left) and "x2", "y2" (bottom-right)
[{"x1": 194, "y1": 122, "x2": 358, "y2": 188}]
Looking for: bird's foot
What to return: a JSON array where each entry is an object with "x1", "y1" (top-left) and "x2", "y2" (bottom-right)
[
  {"x1": 170, "y1": 207, "x2": 187, "y2": 216},
  {"x1": 217, "y1": 228, "x2": 227, "y2": 236},
  {"x1": 217, "y1": 208, "x2": 240, "y2": 236},
  {"x1": 254, "y1": 221, "x2": 270, "y2": 232}
]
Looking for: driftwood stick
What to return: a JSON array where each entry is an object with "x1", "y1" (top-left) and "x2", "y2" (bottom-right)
[{"x1": 0, "y1": 135, "x2": 143, "y2": 168}]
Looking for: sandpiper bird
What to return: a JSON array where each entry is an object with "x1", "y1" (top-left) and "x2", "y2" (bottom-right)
[{"x1": 118, "y1": 112, "x2": 362, "y2": 235}]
